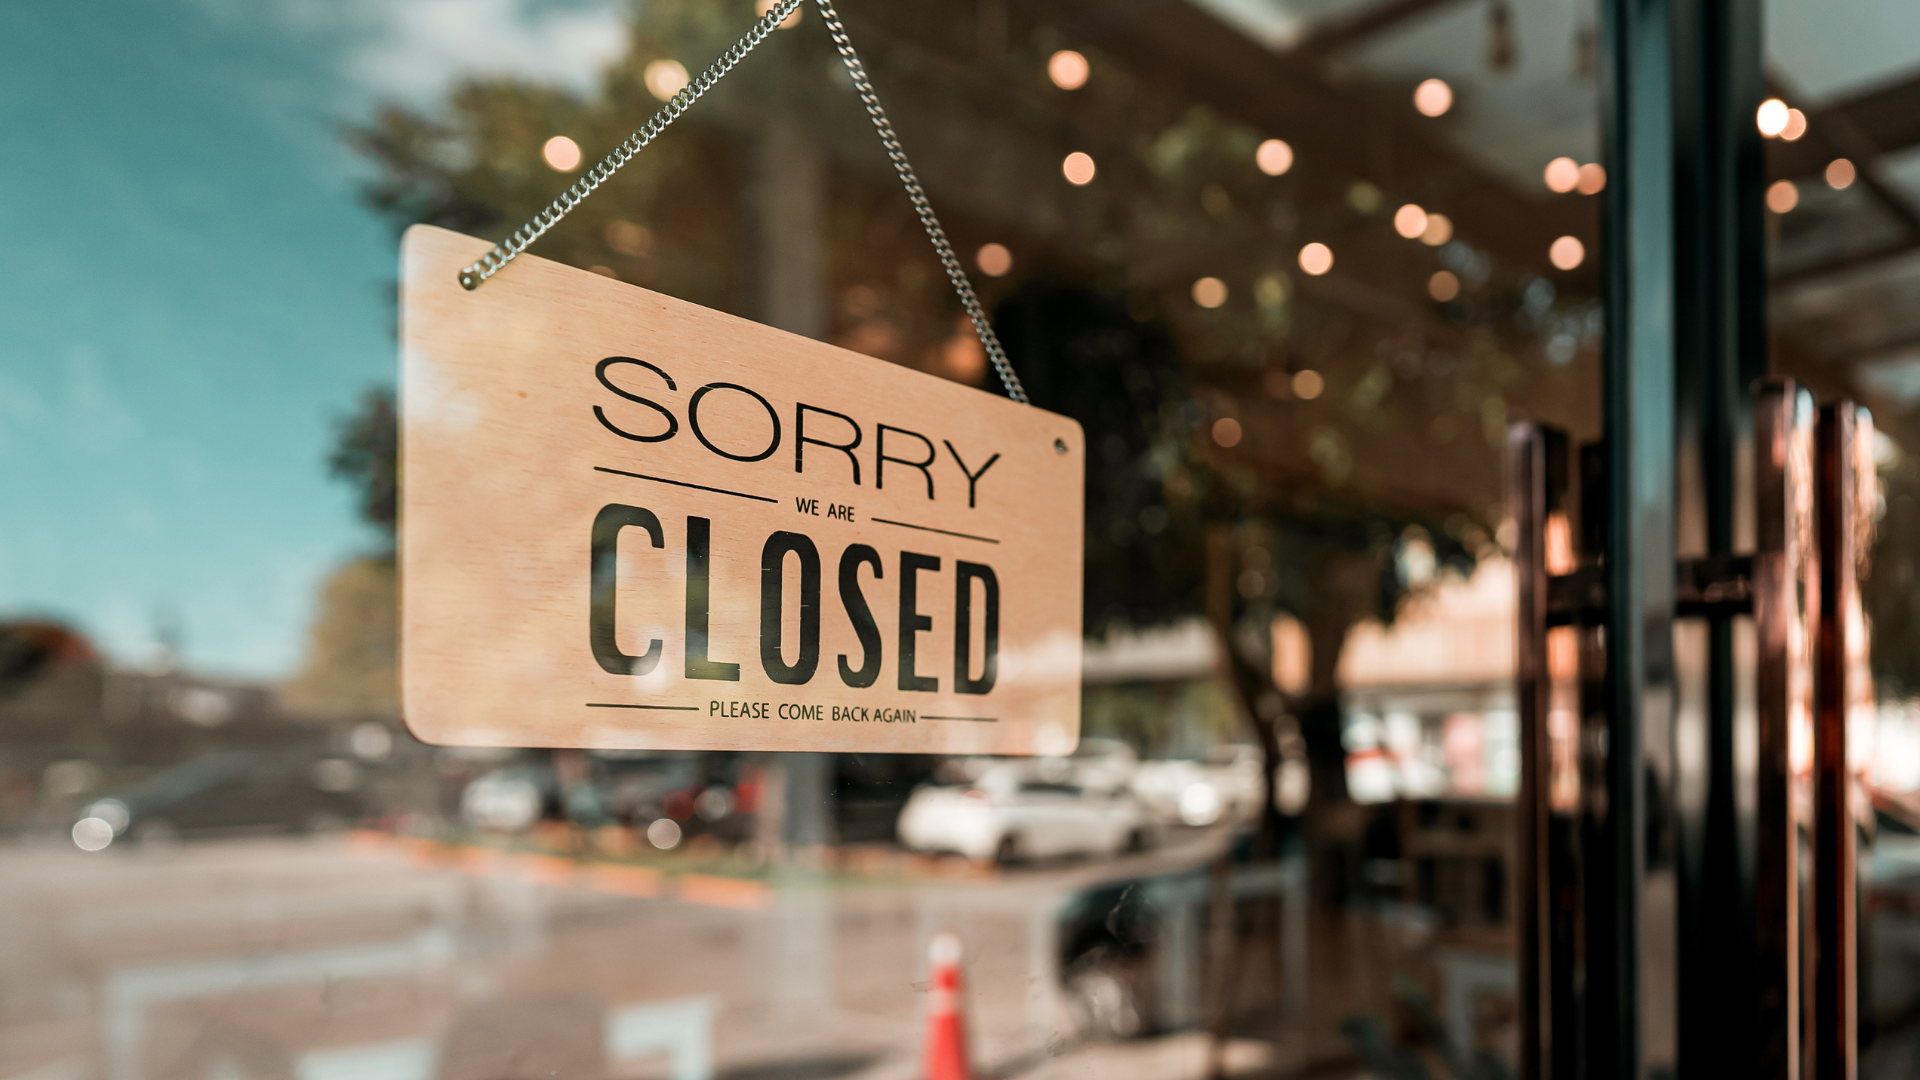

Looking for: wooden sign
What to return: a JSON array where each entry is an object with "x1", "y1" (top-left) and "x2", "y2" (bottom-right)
[{"x1": 398, "y1": 226, "x2": 1084, "y2": 754}]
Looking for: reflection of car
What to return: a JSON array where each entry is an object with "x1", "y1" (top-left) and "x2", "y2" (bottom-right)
[
  {"x1": 1068, "y1": 737, "x2": 1140, "y2": 794},
  {"x1": 72, "y1": 752, "x2": 364, "y2": 849},
  {"x1": 461, "y1": 765, "x2": 557, "y2": 832},
  {"x1": 896, "y1": 765, "x2": 1149, "y2": 864},
  {"x1": 1131, "y1": 745, "x2": 1263, "y2": 826},
  {"x1": 1055, "y1": 829, "x2": 1294, "y2": 1041}
]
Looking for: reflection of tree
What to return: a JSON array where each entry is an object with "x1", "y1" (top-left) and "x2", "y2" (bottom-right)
[
  {"x1": 345, "y1": 0, "x2": 1595, "y2": 777},
  {"x1": 284, "y1": 391, "x2": 399, "y2": 720},
  {"x1": 328, "y1": 387, "x2": 398, "y2": 542}
]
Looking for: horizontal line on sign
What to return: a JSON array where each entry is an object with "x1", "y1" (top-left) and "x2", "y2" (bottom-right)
[
  {"x1": 586, "y1": 703, "x2": 702, "y2": 711},
  {"x1": 922, "y1": 715, "x2": 999, "y2": 722},
  {"x1": 595, "y1": 466, "x2": 777, "y2": 503},
  {"x1": 868, "y1": 517, "x2": 999, "y2": 544}
]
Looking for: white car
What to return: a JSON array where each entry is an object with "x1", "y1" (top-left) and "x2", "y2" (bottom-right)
[
  {"x1": 897, "y1": 765, "x2": 1150, "y2": 864},
  {"x1": 1130, "y1": 745, "x2": 1264, "y2": 827}
]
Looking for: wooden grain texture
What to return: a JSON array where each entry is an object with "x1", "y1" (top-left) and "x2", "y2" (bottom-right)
[{"x1": 399, "y1": 225, "x2": 1084, "y2": 754}]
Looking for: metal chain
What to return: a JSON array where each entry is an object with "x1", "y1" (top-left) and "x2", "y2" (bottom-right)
[
  {"x1": 457, "y1": 0, "x2": 805, "y2": 290},
  {"x1": 458, "y1": 0, "x2": 1029, "y2": 404},
  {"x1": 810, "y1": 0, "x2": 1027, "y2": 403}
]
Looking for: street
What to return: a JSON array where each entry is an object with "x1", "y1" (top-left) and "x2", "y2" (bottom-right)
[{"x1": 0, "y1": 828, "x2": 1337, "y2": 1080}]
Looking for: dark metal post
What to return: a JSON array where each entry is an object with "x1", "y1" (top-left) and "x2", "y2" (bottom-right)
[
  {"x1": 1511, "y1": 422, "x2": 1567, "y2": 1080},
  {"x1": 1812, "y1": 403, "x2": 1861, "y2": 1080},
  {"x1": 1670, "y1": 0, "x2": 1770, "y2": 1073},
  {"x1": 1599, "y1": 0, "x2": 1681, "y2": 1072}
]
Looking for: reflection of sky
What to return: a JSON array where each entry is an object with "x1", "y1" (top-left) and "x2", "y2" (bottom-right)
[{"x1": 0, "y1": 0, "x2": 622, "y2": 676}]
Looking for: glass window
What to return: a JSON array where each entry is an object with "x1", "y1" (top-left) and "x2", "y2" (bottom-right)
[
  {"x1": 1, "y1": 1, "x2": 1622, "y2": 1077},
  {"x1": 1766, "y1": 2, "x2": 1920, "y2": 1072}
]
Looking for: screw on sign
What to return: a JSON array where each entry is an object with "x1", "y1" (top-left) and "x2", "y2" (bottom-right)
[{"x1": 923, "y1": 931, "x2": 971, "y2": 1080}]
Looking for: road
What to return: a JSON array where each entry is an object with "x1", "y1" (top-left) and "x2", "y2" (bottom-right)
[{"x1": 0, "y1": 828, "x2": 1326, "y2": 1080}]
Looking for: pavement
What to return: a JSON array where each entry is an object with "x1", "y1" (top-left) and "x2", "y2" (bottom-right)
[{"x1": 0, "y1": 828, "x2": 1344, "y2": 1080}]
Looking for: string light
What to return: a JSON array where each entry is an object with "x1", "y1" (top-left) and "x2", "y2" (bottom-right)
[
  {"x1": 1192, "y1": 277, "x2": 1229, "y2": 308},
  {"x1": 1544, "y1": 157, "x2": 1579, "y2": 193},
  {"x1": 542, "y1": 136, "x2": 582, "y2": 172},
  {"x1": 1767, "y1": 179, "x2": 1799, "y2": 213},
  {"x1": 1048, "y1": 50, "x2": 1089, "y2": 90},
  {"x1": 1414, "y1": 78, "x2": 1453, "y2": 117},
  {"x1": 1781, "y1": 108, "x2": 1807, "y2": 142},
  {"x1": 644, "y1": 59, "x2": 689, "y2": 101},
  {"x1": 1757, "y1": 98, "x2": 1789, "y2": 137},
  {"x1": 1062, "y1": 151, "x2": 1097, "y2": 185},
  {"x1": 1576, "y1": 163, "x2": 1606, "y2": 194},
  {"x1": 1298, "y1": 243, "x2": 1334, "y2": 275},
  {"x1": 1394, "y1": 204, "x2": 1429, "y2": 238},
  {"x1": 1827, "y1": 159, "x2": 1857, "y2": 190},
  {"x1": 755, "y1": 0, "x2": 802, "y2": 28},
  {"x1": 1256, "y1": 139, "x2": 1294, "y2": 176},
  {"x1": 1549, "y1": 236, "x2": 1585, "y2": 270},
  {"x1": 1420, "y1": 214, "x2": 1453, "y2": 246}
]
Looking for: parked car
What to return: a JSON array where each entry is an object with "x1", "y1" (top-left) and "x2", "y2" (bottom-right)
[
  {"x1": 71, "y1": 751, "x2": 364, "y2": 849},
  {"x1": 460, "y1": 764, "x2": 558, "y2": 832},
  {"x1": 1131, "y1": 744, "x2": 1264, "y2": 826},
  {"x1": 1067, "y1": 737, "x2": 1141, "y2": 794},
  {"x1": 896, "y1": 764, "x2": 1149, "y2": 864}
]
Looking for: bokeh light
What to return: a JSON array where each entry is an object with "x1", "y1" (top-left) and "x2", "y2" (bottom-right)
[
  {"x1": 1393, "y1": 204, "x2": 1429, "y2": 239},
  {"x1": 1420, "y1": 213, "x2": 1453, "y2": 246},
  {"x1": 1544, "y1": 157, "x2": 1580, "y2": 193},
  {"x1": 646, "y1": 818, "x2": 683, "y2": 849},
  {"x1": 1767, "y1": 179, "x2": 1799, "y2": 213},
  {"x1": 1576, "y1": 163, "x2": 1606, "y2": 195},
  {"x1": 1549, "y1": 235, "x2": 1585, "y2": 270},
  {"x1": 1212, "y1": 417, "x2": 1243, "y2": 447},
  {"x1": 1191, "y1": 276, "x2": 1229, "y2": 308},
  {"x1": 1048, "y1": 50, "x2": 1089, "y2": 90},
  {"x1": 1428, "y1": 270, "x2": 1460, "y2": 302},
  {"x1": 72, "y1": 817, "x2": 113, "y2": 852},
  {"x1": 1782, "y1": 108, "x2": 1807, "y2": 142},
  {"x1": 1826, "y1": 158, "x2": 1856, "y2": 190},
  {"x1": 1256, "y1": 138, "x2": 1294, "y2": 176},
  {"x1": 645, "y1": 59, "x2": 690, "y2": 101},
  {"x1": 1291, "y1": 370, "x2": 1325, "y2": 399},
  {"x1": 976, "y1": 242, "x2": 1013, "y2": 276},
  {"x1": 755, "y1": 0, "x2": 802, "y2": 28},
  {"x1": 1757, "y1": 98, "x2": 1789, "y2": 137},
  {"x1": 1062, "y1": 151, "x2": 1097, "y2": 185},
  {"x1": 1298, "y1": 242, "x2": 1333, "y2": 276},
  {"x1": 542, "y1": 135, "x2": 582, "y2": 172},
  {"x1": 1413, "y1": 78, "x2": 1453, "y2": 117}
]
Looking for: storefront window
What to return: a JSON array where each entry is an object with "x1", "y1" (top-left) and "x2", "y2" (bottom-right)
[
  {"x1": 42, "y1": 0, "x2": 1920, "y2": 1076},
  {"x1": 1766, "y1": 2, "x2": 1920, "y2": 1073}
]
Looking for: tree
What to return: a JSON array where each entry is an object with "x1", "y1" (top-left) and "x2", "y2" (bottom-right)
[
  {"x1": 283, "y1": 390, "x2": 400, "y2": 719},
  {"x1": 342, "y1": 0, "x2": 1596, "y2": 786},
  {"x1": 328, "y1": 387, "x2": 399, "y2": 544}
]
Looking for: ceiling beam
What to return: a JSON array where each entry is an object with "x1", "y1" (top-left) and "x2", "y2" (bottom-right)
[
  {"x1": 1289, "y1": 0, "x2": 1470, "y2": 60},
  {"x1": 1771, "y1": 235, "x2": 1920, "y2": 289},
  {"x1": 1769, "y1": 71, "x2": 1920, "y2": 182}
]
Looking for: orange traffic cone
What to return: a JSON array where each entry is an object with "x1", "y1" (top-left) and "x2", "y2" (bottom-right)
[{"x1": 923, "y1": 930, "x2": 971, "y2": 1080}]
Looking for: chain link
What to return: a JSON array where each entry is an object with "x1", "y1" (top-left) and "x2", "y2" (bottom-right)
[
  {"x1": 809, "y1": 0, "x2": 1027, "y2": 403},
  {"x1": 457, "y1": 0, "x2": 805, "y2": 291},
  {"x1": 458, "y1": 0, "x2": 1029, "y2": 404}
]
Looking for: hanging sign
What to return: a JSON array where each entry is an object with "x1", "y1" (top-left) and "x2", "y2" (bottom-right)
[{"x1": 398, "y1": 226, "x2": 1084, "y2": 754}]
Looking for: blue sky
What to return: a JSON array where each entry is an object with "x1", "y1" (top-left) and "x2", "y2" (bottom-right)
[{"x1": 0, "y1": 0, "x2": 624, "y2": 677}]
